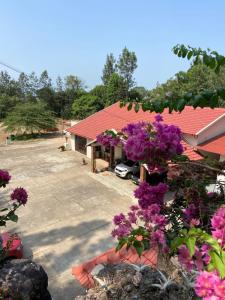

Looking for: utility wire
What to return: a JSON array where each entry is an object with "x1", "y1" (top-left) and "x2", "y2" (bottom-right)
[{"x1": 0, "y1": 61, "x2": 23, "y2": 74}]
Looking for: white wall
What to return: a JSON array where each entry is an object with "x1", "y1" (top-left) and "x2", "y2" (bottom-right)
[
  {"x1": 71, "y1": 135, "x2": 75, "y2": 151},
  {"x1": 70, "y1": 120, "x2": 80, "y2": 126},
  {"x1": 220, "y1": 155, "x2": 225, "y2": 162},
  {"x1": 115, "y1": 145, "x2": 123, "y2": 159},
  {"x1": 86, "y1": 138, "x2": 93, "y2": 159}
]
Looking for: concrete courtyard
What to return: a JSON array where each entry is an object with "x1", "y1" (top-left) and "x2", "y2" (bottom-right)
[{"x1": 0, "y1": 136, "x2": 135, "y2": 299}]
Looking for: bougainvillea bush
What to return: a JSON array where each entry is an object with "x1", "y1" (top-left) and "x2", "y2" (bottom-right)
[
  {"x1": 0, "y1": 169, "x2": 28, "y2": 261},
  {"x1": 97, "y1": 115, "x2": 225, "y2": 299}
]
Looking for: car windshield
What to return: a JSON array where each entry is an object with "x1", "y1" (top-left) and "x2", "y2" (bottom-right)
[{"x1": 123, "y1": 160, "x2": 135, "y2": 167}]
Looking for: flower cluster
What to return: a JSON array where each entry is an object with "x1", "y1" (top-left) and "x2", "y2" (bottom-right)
[
  {"x1": 178, "y1": 244, "x2": 211, "y2": 272},
  {"x1": 96, "y1": 131, "x2": 120, "y2": 147},
  {"x1": 112, "y1": 182, "x2": 169, "y2": 251},
  {"x1": 183, "y1": 203, "x2": 201, "y2": 227},
  {"x1": 122, "y1": 115, "x2": 183, "y2": 170},
  {"x1": 0, "y1": 170, "x2": 11, "y2": 187},
  {"x1": 211, "y1": 207, "x2": 225, "y2": 247},
  {"x1": 11, "y1": 187, "x2": 28, "y2": 205},
  {"x1": 134, "y1": 181, "x2": 168, "y2": 209},
  {"x1": 195, "y1": 271, "x2": 225, "y2": 300}
]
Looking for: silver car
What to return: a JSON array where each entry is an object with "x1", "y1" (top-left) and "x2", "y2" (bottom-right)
[{"x1": 115, "y1": 160, "x2": 140, "y2": 179}]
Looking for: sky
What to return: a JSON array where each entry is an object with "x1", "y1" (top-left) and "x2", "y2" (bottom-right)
[{"x1": 1, "y1": 0, "x2": 225, "y2": 90}]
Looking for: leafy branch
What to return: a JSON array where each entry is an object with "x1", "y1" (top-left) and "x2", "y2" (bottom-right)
[{"x1": 121, "y1": 45, "x2": 225, "y2": 113}]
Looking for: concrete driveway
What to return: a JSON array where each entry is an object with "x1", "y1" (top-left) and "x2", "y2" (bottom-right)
[{"x1": 0, "y1": 137, "x2": 133, "y2": 299}]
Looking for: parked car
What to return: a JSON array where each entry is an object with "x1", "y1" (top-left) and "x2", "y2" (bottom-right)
[
  {"x1": 131, "y1": 174, "x2": 140, "y2": 185},
  {"x1": 115, "y1": 160, "x2": 140, "y2": 179},
  {"x1": 0, "y1": 232, "x2": 23, "y2": 259},
  {"x1": 131, "y1": 171, "x2": 168, "y2": 186}
]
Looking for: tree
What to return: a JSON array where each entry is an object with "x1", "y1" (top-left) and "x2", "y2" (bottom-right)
[
  {"x1": 64, "y1": 75, "x2": 84, "y2": 92},
  {"x1": 39, "y1": 70, "x2": 52, "y2": 89},
  {"x1": 0, "y1": 71, "x2": 21, "y2": 97},
  {"x1": 56, "y1": 76, "x2": 64, "y2": 92},
  {"x1": 0, "y1": 94, "x2": 19, "y2": 120},
  {"x1": 4, "y1": 102, "x2": 56, "y2": 134},
  {"x1": 102, "y1": 53, "x2": 116, "y2": 85},
  {"x1": 90, "y1": 85, "x2": 107, "y2": 107},
  {"x1": 129, "y1": 86, "x2": 149, "y2": 101},
  {"x1": 106, "y1": 73, "x2": 127, "y2": 106},
  {"x1": 72, "y1": 94, "x2": 104, "y2": 120},
  {"x1": 117, "y1": 47, "x2": 137, "y2": 93}
]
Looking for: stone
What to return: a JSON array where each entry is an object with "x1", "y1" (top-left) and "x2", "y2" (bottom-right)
[
  {"x1": 75, "y1": 263, "x2": 198, "y2": 300},
  {"x1": 0, "y1": 259, "x2": 51, "y2": 299}
]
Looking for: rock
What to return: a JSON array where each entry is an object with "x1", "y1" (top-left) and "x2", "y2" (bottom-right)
[
  {"x1": 75, "y1": 264, "x2": 198, "y2": 300},
  {"x1": 0, "y1": 259, "x2": 51, "y2": 300}
]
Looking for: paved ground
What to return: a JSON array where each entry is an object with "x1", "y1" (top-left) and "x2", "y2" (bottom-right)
[{"x1": 0, "y1": 137, "x2": 135, "y2": 299}]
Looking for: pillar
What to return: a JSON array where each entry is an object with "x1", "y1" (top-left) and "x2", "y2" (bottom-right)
[
  {"x1": 140, "y1": 164, "x2": 146, "y2": 182},
  {"x1": 109, "y1": 146, "x2": 115, "y2": 170},
  {"x1": 91, "y1": 145, "x2": 96, "y2": 173}
]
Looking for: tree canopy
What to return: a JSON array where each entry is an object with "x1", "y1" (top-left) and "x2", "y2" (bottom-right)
[{"x1": 4, "y1": 102, "x2": 56, "y2": 134}]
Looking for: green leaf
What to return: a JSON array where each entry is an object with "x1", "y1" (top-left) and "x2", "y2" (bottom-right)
[
  {"x1": 186, "y1": 237, "x2": 196, "y2": 257},
  {"x1": 133, "y1": 240, "x2": 144, "y2": 257},
  {"x1": 210, "y1": 251, "x2": 225, "y2": 279},
  {"x1": 177, "y1": 99, "x2": 186, "y2": 112},
  {"x1": 119, "y1": 101, "x2": 125, "y2": 108},
  {"x1": 187, "y1": 51, "x2": 193, "y2": 60},
  {"x1": 170, "y1": 236, "x2": 185, "y2": 251},
  {"x1": 127, "y1": 102, "x2": 133, "y2": 111},
  {"x1": 115, "y1": 238, "x2": 126, "y2": 252},
  {"x1": 134, "y1": 103, "x2": 140, "y2": 113},
  {"x1": 142, "y1": 239, "x2": 150, "y2": 250},
  {"x1": 0, "y1": 208, "x2": 8, "y2": 212},
  {"x1": 8, "y1": 214, "x2": 18, "y2": 223}
]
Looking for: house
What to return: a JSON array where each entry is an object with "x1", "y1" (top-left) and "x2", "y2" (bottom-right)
[{"x1": 67, "y1": 102, "x2": 225, "y2": 172}]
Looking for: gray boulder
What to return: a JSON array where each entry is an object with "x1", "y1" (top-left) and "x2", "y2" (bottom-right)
[{"x1": 0, "y1": 259, "x2": 51, "y2": 300}]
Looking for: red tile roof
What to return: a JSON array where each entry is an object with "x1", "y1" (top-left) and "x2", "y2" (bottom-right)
[
  {"x1": 72, "y1": 246, "x2": 157, "y2": 288},
  {"x1": 68, "y1": 102, "x2": 225, "y2": 139},
  {"x1": 197, "y1": 133, "x2": 225, "y2": 156},
  {"x1": 182, "y1": 141, "x2": 203, "y2": 160}
]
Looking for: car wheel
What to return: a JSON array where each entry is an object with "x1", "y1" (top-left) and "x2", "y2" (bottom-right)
[{"x1": 126, "y1": 173, "x2": 132, "y2": 179}]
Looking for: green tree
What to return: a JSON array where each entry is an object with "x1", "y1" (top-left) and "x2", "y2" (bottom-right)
[
  {"x1": 72, "y1": 94, "x2": 104, "y2": 120},
  {"x1": 65, "y1": 75, "x2": 84, "y2": 92},
  {"x1": 90, "y1": 85, "x2": 107, "y2": 106},
  {"x1": 117, "y1": 47, "x2": 137, "y2": 93},
  {"x1": 102, "y1": 53, "x2": 116, "y2": 85},
  {"x1": 0, "y1": 71, "x2": 21, "y2": 97},
  {"x1": 39, "y1": 70, "x2": 52, "y2": 89},
  {"x1": 4, "y1": 102, "x2": 56, "y2": 134},
  {"x1": 129, "y1": 86, "x2": 149, "y2": 101},
  {"x1": 0, "y1": 94, "x2": 19, "y2": 120},
  {"x1": 106, "y1": 73, "x2": 127, "y2": 106},
  {"x1": 56, "y1": 76, "x2": 64, "y2": 92}
]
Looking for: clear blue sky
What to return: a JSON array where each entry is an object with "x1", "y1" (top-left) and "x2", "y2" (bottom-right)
[{"x1": 1, "y1": 0, "x2": 225, "y2": 89}]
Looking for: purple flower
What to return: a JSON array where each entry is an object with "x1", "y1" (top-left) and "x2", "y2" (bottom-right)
[
  {"x1": 113, "y1": 213, "x2": 126, "y2": 225},
  {"x1": 151, "y1": 229, "x2": 166, "y2": 247},
  {"x1": 11, "y1": 187, "x2": 28, "y2": 205},
  {"x1": 178, "y1": 245, "x2": 194, "y2": 271},
  {"x1": 155, "y1": 114, "x2": 163, "y2": 122},
  {"x1": 134, "y1": 182, "x2": 168, "y2": 209},
  {"x1": 128, "y1": 211, "x2": 137, "y2": 224},
  {"x1": 111, "y1": 224, "x2": 131, "y2": 238},
  {"x1": 96, "y1": 132, "x2": 120, "y2": 147},
  {"x1": 0, "y1": 170, "x2": 11, "y2": 187}
]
